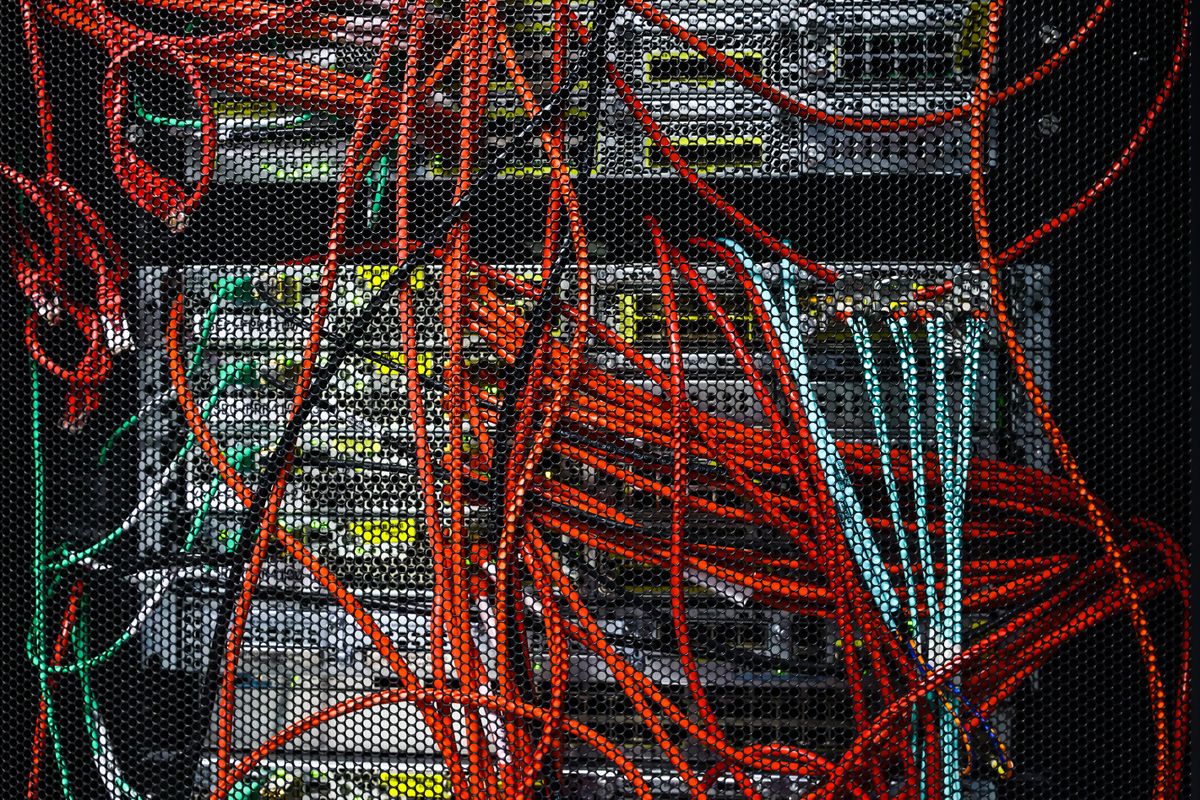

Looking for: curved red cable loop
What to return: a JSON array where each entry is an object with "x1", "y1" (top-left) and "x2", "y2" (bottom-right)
[
  {"x1": 13, "y1": 0, "x2": 1193, "y2": 795},
  {"x1": 102, "y1": 38, "x2": 217, "y2": 230}
]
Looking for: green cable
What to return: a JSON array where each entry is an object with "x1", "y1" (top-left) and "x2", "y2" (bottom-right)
[
  {"x1": 100, "y1": 282, "x2": 229, "y2": 465},
  {"x1": 98, "y1": 296, "x2": 212, "y2": 465},
  {"x1": 185, "y1": 474, "x2": 225, "y2": 556},
  {"x1": 75, "y1": 598, "x2": 146, "y2": 800},
  {"x1": 97, "y1": 415, "x2": 141, "y2": 467},
  {"x1": 184, "y1": 443, "x2": 258, "y2": 554},
  {"x1": 100, "y1": 274, "x2": 261, "y2": 466},
  {"x1": 367, "y1": 149, "x2": 394, "y2": 226},
  {"x1": 31, "y1": 353, "x2": 262, "y2": 797},
  {"x1": 131, "y1": 93, "x2": 315, "y2": 132},
  {"x1": 359, "y1": 70, "x2": 395, "y2": 227},
  {"x1": 28, "y1": 284, "x2": 273, "y2": 795},
  {"x1": 30, "y1": 364, "x2": 251, "y2": 672},
  {"x1": 30, "y1": 360, "x2": 76, "y2": 800},
  {"x1": 45, "y1": 359, "x2": 254, "y2": 573},
  {"x1": 132, "y1": 95, "x2": 202, "y2": 130}
]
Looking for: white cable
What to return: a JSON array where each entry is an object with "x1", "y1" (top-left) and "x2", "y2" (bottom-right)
[{"x1": 473, "y1": 595, "x2": 511, "y2": 765}]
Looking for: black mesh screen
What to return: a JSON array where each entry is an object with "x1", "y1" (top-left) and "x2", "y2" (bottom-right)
[{"x1": 0, "y1": 1, "x2": 1190, "y2": 799}]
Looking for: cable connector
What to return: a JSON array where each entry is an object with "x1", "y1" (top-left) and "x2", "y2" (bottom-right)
[
  {"x1": 165, "y1": 209, "x2": 190, "y2": 234},
  {"x1": 989, "y1": 756, "x2": 1015, "y2": 780},
  {"x1": 214, "y1": 275, "x2": 262, "y2": 305},
  {"x1": 101, "y1": 312, "x2": 135, "y2": 355},
  {"x1": 217, "y1": 359, "x2": 266, "y2": 389}
]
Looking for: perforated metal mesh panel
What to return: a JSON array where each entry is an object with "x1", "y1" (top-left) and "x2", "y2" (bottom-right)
[{"x1": 1, "y1": 1, "x2": 1190, "y2": 799}]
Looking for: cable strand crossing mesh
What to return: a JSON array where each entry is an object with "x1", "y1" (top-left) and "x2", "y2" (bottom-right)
[{"x1": 4, "y1": 0, "x2": 1191, "y2": 799}]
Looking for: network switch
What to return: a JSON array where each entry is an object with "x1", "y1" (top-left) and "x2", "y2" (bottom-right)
[
  {"x1": 128, "y1": 42, "x2": 384, "y2": 185},
  {"x1": 596, "y1": 91, "x2": 987, "y2": 178},
  {"x1": 595, "y1": 99, "x2": 782, "y2": 177},
  {"x1": 131, "y1": 252, "x2": 1050, "y2": 797},
  {"x1": 187, "y1": 761, "x2": 1012, "y2": 800},
  {"x1": 586, "y1": 260, "x2": 1050, "y2": 465},
  {"x1": 188, "y1": 754, "x2": 880, "y2": 800},
  {"x1": 596, "y1": 1, "x2": 994, "y2": 177},
  {"x1": 608, "y1": 7, "x2": 805, "y2": 94},
  {"x1": 133, "y1": 261, "x2": 458, "y2": 636},
  {"x1": 134, "y1": 3, "x2": 998, "y2": 184},
  {"x1": 803, "y1": 4, "x2": 981, "y2": 92}
]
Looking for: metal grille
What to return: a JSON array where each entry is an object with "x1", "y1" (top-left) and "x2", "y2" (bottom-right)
[{"x1": 2, "y1": 1, "x2": 1190, "y2": 799}]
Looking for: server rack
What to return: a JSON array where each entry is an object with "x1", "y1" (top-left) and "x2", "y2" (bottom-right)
[{"x1": 4, "y1": 0, "x2": 1190, "y2": 799}]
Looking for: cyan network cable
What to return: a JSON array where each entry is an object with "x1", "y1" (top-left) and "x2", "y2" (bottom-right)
[
  {"x1": 722, "y1": 238, "x2": 900, "y2": 630},
  {"x1": 725, "y1": 245, "x2": 1008, "y2": 790}
]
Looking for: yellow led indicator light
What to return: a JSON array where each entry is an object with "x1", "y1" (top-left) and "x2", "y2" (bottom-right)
[
  {"x1": 350, "y1": 519, "x2": 418, "y2": 545},
  {"x1": 513, "y1": 20, "x2": 593, "y2": 35},
  {"x1": 644, "y1": 136, "x2": 765, "y2": 172},
  {"x1": 379, "y1": 772, "x2": 448, "y2": 798},
  {"x1": 213, "y1": 100, "x2": 280, "y2": 118},
  {"x1": 957, "y1": 1, "x2": 989, "y2": 68},
  {"x1": 332, "y1": 438, "x2": 383, "y2": 456},
  {"x1": 617, "y1": 293, "x2": 638, "y2": 341},
  {"x1": 373, "y1": 351, "x2": 433, "y2": 376},
  {"x1": 644, "y1": 50, "x2": 764, "y2": 85},
  {"x1": 266, "y1": 274, "x2": 302, "y2": 307},
  {"x1": 260, "y1": 161, "x2": 332, "y2": 180},
  {"x1": 356, "y1": 264, "x2": 426, "y2": 291}
]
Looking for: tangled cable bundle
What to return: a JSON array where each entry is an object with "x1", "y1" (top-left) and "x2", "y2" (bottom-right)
[{"x1": 12, "y1": 0, "x2": 1191, "y2": 798}]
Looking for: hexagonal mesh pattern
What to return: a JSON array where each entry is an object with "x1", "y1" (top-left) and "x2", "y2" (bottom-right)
[{"x1": 1, "y1": 1, "x2": 1189, "y2": 799}]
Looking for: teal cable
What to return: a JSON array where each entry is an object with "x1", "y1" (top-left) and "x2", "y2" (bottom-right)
[
  {"x1": 847, "y1": 315, "x2": 920, "y2": 630},
  {"x1": 887, "y1": 315, "x2": 938, "y2": 797},
  {"x1": 778, "y1": 261, "x2": 900, "y2": 629},
  {"x1": 850, "y1": 313, "x2": 928, "y2": 790},
  {"x1": 722, "y1": 239, "x2": 899, "y2": 629},
  {"x1": 927, "y1": 315, "x2": 954, "y2": 643},
  {"x1": 948, "y1": 318, "x2": 986, "y2": 652},
  {"x1": 926, "y1": 316, "x2": 963, "y2": 799},
  {"x1": 928, "y1": 316, "x2": 955, "y2": 500},
  {"x1": 941, "y1": 319, "x2": 985, "y2": 798},
  {"x1": 887, "y1": 315, "x2": 939, "y2": 632},
  {"x1": 30, "y1": 360, "x2": 75, "y2": 800}
]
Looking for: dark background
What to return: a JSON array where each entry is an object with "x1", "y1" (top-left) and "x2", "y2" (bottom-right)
[{"x1": 0, "y1": 0, "x2": 1190, "y2": 797}]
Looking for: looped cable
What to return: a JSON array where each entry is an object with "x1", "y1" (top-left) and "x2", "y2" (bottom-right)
[{"x1": 103, "y1": 38, "x2": 216, "y2": 230}]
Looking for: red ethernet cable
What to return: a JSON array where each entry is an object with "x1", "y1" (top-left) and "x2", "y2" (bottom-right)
[
  {"x1": 169, "y1": 239, "x2": 1190, "y2": 800},
  {"x1": 966, "y1": 4, "x2": 1190, "y2": 799},
  {"x1": 26, "y1": 581, "x2": 84, "y2": 800},
  {"x1": 17, "y1": 0, "x2": 1194, "y2": 796}
]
